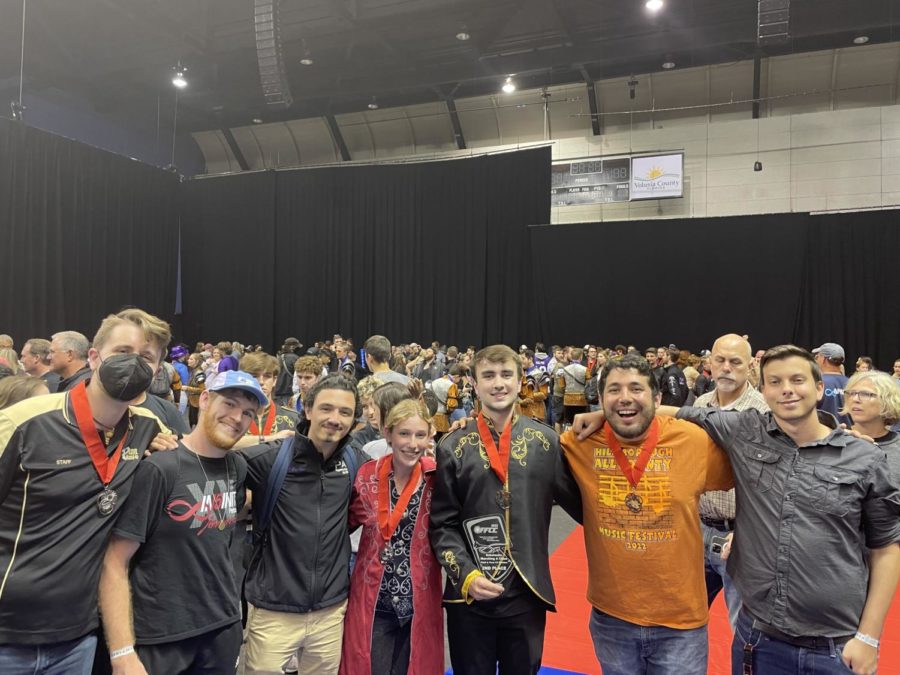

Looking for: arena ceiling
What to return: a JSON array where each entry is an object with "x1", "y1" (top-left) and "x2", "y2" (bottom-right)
[{"x1": 1, "y1": 0, "x2": 899, "y2": 136}]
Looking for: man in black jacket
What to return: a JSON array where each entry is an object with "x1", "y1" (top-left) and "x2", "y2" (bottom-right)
[
  {"x1": 240, "y1": 374, "x2": 370, "y2": 675},
  {"x1": 272, "y1": 338, "x2": 301, "y2": 406},
  {"x1": 430, "y1": 345, "x2": 582, "y2": 675},
  {"x1": 660, "y1": 347, "x2": 689, "y2": 407}
]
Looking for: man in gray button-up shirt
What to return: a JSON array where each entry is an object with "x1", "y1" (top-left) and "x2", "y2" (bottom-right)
[{"x1": 575, "y1": 344, "x2": 900, "y2": 675}]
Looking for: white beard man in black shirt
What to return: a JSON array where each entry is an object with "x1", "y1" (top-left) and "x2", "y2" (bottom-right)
[{"x1": 98, "y1": 370, "x2": 267, "y2": 675}]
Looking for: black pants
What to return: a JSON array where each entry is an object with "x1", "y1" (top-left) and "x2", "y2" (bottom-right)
[
  {"x1": 137, "y1": 621, "x2": 242, "y2": 675},
  {"x1": 446, "y1": 604, "x2": 546, "y2": 675},
  {"x1": 370, "y1": 611, "x2": 412, "y2": 675}
]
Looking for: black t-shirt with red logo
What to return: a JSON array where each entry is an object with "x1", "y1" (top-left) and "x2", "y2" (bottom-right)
[{"x1": 113, "y1": 444, "x2": 247, "y2": 644}]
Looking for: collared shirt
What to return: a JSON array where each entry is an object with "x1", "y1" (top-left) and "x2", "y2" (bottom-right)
[
  {"x1": 676, "y1": 406, "x2": 900, "y2": 638},
  {"x1": 694, "y1": 383, "x2": 769, "y2": 520},
  {"x1": 0, "y1": 392, "x2": 167, "y2": 644}
]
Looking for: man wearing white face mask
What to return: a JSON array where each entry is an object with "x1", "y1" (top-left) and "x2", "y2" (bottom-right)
[{"x1": 0, "y1": 309, "x2": 172, "y2": 674}]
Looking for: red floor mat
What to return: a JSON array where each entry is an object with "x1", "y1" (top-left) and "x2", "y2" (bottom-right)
[{"x1": 544, "y1": 526, "x2": 900, "y2": 674}]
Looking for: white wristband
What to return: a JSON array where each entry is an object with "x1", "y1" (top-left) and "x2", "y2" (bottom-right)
[
  {"x1": 109, "y1": 645, "x2": 135, "y2": 660},
  {"x1": 854, "y1": 632, "x2": 880, "y2": 649}
]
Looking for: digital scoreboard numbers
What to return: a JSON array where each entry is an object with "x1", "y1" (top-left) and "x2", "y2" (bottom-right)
[{"x1": 551, "y1": 158, "x2": 631, "y2": 205}]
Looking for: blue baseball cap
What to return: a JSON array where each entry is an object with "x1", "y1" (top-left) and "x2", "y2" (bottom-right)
[{"x1": 206, "y1": 370, "x2": 268, "y2": 407}]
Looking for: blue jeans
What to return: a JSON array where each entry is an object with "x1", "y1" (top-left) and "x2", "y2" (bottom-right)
[
  {"x1": 701, "y1": 521, "x2": 742, "y2": 631},
  {"x1": 732, "y1": 611, "x2": 853, "y2": 675},
  {"x1": 0, "y1": 633, "x2": 96, "y2": 675},
  {"x1": 589, "y1": 608, "x2": 708, "y2": 675}
]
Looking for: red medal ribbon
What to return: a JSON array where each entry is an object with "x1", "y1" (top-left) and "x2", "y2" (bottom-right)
[
  {"x1": 377, "y1": 455, "x2": 423, "y2": 544},
  {"x1": 476, "y1": 413, "x2": 513, "y2": 485},
  {"x1": 604, "y1": 418, "x2": 660, "y2": 489},
  {"x1": 249, "y1": 404, "x2": 277, "y2": 436},
  {"x1": 70, "y1": 381, "x2": 127, "y2": 487}
]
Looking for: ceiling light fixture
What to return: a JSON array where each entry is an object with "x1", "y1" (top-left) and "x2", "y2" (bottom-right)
[
  {"x1": 645, "y1": 0, "x2": 664, "y2": 12},
  {"x1": 662, "y1": 60, "x2": 675, "y2": 70},
  {"x1": 853, "y1": 35, "x2": 869, "y2": 45},
  {"x1": 300, "y1": 57, "x2": 314, "y2": 66},
  {"x1": 456, "y1": 31, "x2": 470, "y2": 41},
  {"x1": 367, "y1": 97, "x2": 379, "y2": 110},
  {"x1": 502, "y1": 76, "x2": 516, "y2": 94},
  {"x1": 252, "y1": 118, "x2": 263, "y2": 124}
]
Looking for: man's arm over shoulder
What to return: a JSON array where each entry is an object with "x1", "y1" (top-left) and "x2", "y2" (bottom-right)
[
  {"x1": 236, "y1": 441, "x2": 282, "y2": 492},
  {"x1": 674, "y1": 406, "x2": 759, "y2": 456}
]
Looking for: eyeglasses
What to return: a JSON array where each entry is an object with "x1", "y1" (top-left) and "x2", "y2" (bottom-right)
[{"x1": 845, "y1": 390, "x2": 878, "y2": 401}]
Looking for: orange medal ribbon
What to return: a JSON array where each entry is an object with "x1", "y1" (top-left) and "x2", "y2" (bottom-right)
[
  {"x1": 475, "y1": 413, "x2": 512, "y2": 484},
  {"x1": 250, "y1": 404, "x2": 277, "y2": 436},
  {"x1": 70, "y1": 380, "x2": 127, "y2": 486},
  {"x1": 377, "y1": 455, "x2": 423, "y2": 545}
]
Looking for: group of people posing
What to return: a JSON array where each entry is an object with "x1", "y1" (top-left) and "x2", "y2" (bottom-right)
[{"x1": 0, "y1": 313, "x2": 898, "y2": 675}]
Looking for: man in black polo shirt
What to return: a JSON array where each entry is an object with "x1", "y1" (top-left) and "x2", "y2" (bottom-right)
[
  {"x1": 98, "y1": 370, "x2": 267, "y2": 675},
  {"x1": 0, "y1": 308, "x2": 171, "y2": 674},
  {"x1": 240, "y1": 374, "x2": 370, "y2": 675}
]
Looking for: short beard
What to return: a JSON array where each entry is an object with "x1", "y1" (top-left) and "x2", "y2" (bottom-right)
[
  {"x1": 716, "y1": 378, "x2": 739, "y2": 393},
  {"x1": 609, "y1": 419, "x2": 653, "y2": 439},
  {"x1": 201, "y1": 413, "x2": 240, "y2": 450}
]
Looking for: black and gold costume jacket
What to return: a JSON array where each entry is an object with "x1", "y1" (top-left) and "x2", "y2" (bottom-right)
[{"x1": 428, "y1": 413, "x2": 582, "y2": 609}]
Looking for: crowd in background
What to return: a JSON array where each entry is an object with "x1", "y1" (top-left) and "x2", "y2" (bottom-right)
[{"x1": 1, "y1": 321, "x2": 899, "y2": 675}]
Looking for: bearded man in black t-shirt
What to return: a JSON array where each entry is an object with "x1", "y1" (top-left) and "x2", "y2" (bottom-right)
[{"x1": 98, "y1": 371, "x2": 267, "y2": 675}]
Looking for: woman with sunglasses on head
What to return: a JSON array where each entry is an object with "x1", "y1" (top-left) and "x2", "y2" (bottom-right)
[
  {"x1": 842, "y1": 370, "x2": 900, "y2": 481},
  {"x1": 340, "y1": 399, "x2": 443, "y2": 675}
]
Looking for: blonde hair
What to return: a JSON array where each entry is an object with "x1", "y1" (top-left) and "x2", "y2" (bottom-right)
[
  {"x1": 683, "y1": 366, "x2": 700, "y2": 389},
  {"x1": 93, "y1": 308, "x2": 171, "y2": 361},
  {"x1": 294, "y1": 355, "x2": 323, "y2": 376},
  {"x1": 841, "y1": 370, "x2": 900, "y2": 425},
  {"x1": 240, "y1": 351, "x2": 279, "y2": 377},
  {"x1": 384, "y1": 398, "x2": 431, "y2": 431},
  {"x1": 356, "y1": 375, "x2": 384, "y2": 402}
]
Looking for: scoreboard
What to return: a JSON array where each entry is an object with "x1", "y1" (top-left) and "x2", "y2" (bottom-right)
[{"x1": 551, "y1": 157, "x2": 631, "y2": 205}]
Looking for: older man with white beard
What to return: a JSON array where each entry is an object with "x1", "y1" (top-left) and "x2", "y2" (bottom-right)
[{"x1": 693, "y1": 334, "x2": 769, "y2": 630}]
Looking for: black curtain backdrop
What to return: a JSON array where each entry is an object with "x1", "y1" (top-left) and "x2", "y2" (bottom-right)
[
  {"x1": 2, "y1": 117, "x2": 897, "y2": 369},
  {"x1": 181, "y1": 147, "x2": 550, "y2": 349},
  {"x1": 531, "y1": 212, "x2": 900, "y2": 369},
  {"x1": 180, "y1": 171, "x2": 277, "y2": 347},
  {"x1": 792, "y1": 210, "x2": 900, "y2": 369},
  {"x1": 0, "y1": 118, "x2": 179, "y2": 342}
]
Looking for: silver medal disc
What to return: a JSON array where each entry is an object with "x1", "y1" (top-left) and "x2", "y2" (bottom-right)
[{"x1": 97, "y1": 488, "x2": 118, "y2": 516}]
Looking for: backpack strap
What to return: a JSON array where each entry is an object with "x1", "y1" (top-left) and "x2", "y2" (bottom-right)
[
  {"x1": 253, "y1": 436, "x2": 295, "y2": 546},
  {"x1": 342, "y1": 445, "x2": 360, "y2": 487}
]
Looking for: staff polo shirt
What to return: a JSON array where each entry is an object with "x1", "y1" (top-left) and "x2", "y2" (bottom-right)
[
  {"x1": 676, "y1": 406, "x2": 900, "y2": 638},
  {"x1": 0, "y1": 391, "x2": 168, "y2": 645}
]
